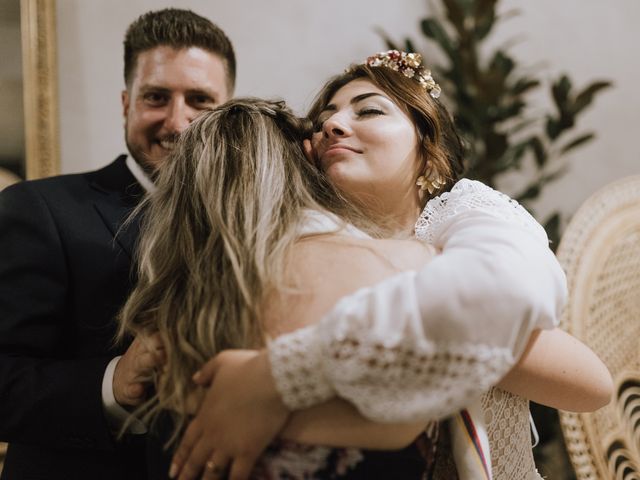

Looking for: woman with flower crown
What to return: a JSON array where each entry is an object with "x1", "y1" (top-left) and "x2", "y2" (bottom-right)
[{"x1": 122, "y1": 52, "x2": 612, "y2": 480}]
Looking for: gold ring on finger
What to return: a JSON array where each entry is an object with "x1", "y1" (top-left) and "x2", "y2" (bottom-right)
[{"x1": 205, "y1": 459, "x2": 225, "y2": 476}]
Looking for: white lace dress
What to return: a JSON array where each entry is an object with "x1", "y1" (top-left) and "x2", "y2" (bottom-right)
[{"x1": 268, "y1": 179, "x2": 566, "y2": 479}]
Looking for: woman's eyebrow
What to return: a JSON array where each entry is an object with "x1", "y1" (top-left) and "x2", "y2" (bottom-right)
[
  {"x1": 350, "y1": 92, "x2": 388, "y2": 104},
  {"x1": 321, "y1": 92, "x2": 389, "y2": 114}
]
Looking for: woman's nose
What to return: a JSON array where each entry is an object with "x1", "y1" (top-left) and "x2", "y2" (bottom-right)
[{"x1": 323, "y1": 113, "x2": 351, "y2": 138}]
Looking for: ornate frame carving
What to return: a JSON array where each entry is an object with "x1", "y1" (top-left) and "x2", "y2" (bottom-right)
[{"x1": 20, "y1": 0, "x2": 59, "y2": 179}]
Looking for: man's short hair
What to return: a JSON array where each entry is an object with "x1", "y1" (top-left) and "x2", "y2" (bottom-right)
[{"x1": 124, "y1": 8, "x2": 236, "y2": 93}]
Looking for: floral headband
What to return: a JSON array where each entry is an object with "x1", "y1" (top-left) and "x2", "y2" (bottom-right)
[{"x1": 362, "y1": 50, "x2": 441, "y2": 100}]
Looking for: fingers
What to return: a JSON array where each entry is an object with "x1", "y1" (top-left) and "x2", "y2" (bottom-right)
[
  {"x1": 184, "y1": 387, "x2": 206, "y2": 416},
  {"x1": 113, "y1": 333, "x2": 166, "y2": 406},
  {"x1": 228, "y1": 457, "x2": 254, "y2": 480},
  {"x1": 134, "y1": 350, "x2": 163, "y2": 379},
  {"x1": 142, "y1": 331, "x2": 167, "y2": 364},
  {"x1": 170, "y1": 418, "x2": 202, "y2": 479},
  {"x1": 201, "y1": 452, "x2": 231, "y2": 480},
  {"x1": 177, "y1": 435, "x2": 213, "y2": 480},
  {"x1": 125, "y1": 382, "x2": 145, "y2": 400},
  {"x1": 193, "y1": 356, "x2": 220, "y2": 386}
]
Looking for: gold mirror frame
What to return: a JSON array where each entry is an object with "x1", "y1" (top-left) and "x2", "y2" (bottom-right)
[
  {"x1": 0, "y1": 0, "x2": 58, "y2": 469},
  {"x1": 20, "y1": 0, "x2": 60, "y2": 179}
]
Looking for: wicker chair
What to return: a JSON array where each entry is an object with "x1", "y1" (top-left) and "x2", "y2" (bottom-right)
[{"x1": 557, "y1": 175, "x2": 640, "y2": 479}]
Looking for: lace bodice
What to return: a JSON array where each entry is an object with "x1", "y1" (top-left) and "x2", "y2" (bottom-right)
[
  {"x1": 417, "y1": 180, "x2": 547, "y2": 479},
  {"x1": 482, "y1": 388, "x2": 542, "y2": 480},
  {"x1": 268, "y1": 179, "x2": 565, "y2": 479},
  {"x1": 417, "y1": 181, "x2": 547, "y2": 479},
  {"x1": 414, "y1": 178, "x2": 548, "y2": 246}
]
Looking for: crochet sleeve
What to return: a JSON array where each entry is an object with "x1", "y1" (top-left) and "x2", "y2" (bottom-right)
[{"x1": 268, "y1": 180, "x2": 567, "y2": 422}]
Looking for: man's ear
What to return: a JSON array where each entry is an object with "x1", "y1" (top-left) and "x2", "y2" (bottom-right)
[{"x1": 121, "y1": 89, "x2": 130, "y2": 118}]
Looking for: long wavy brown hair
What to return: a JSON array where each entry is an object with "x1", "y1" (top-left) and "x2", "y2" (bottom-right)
[
  {"x1": 118, "y1": 98, "x2": 362, "y2": 436},
  {"x1": 307, "y1": 62, "x2": 466, "y2": 201}
]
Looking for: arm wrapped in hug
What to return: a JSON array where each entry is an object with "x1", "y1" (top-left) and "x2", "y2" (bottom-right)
[{"x1": 268, "y1": 180, "x2": 567, "y2": 422}]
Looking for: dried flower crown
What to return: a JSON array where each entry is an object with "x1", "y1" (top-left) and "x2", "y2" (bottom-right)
[{"x1": 363, "y1": 50, "x2": 441, "y2": 99}]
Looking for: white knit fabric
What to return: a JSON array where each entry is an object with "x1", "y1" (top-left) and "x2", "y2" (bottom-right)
[
  {"x1": 481, "y1": 388, "x2": 543, "y2": 480},
  {"x1": 414, "y1": 179, "x2": 548, "y2": 246}
]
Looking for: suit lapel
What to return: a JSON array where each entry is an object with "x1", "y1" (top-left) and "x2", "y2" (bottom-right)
[
  {"x1": 89, "y1": 155, "x2": 145, "y2": 259},
  {"x1": 93, "y1": 193, "x2": 141, "y2": 259}
]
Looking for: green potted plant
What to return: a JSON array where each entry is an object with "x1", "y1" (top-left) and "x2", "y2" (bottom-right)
[{"x1": 380, "y1": 0, "x2": 611, "y2": 247}]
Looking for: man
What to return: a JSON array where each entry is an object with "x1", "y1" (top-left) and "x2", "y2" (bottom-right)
[{"x1": 0, "y1": 9, "x2": 234, "y2": 479}]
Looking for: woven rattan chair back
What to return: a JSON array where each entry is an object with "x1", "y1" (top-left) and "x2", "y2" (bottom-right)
[{"x1": 557, "y1": 175, "x2": 640, "y2": 480}]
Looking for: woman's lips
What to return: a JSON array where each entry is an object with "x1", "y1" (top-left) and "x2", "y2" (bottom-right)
[
  {"x1": 325, "y1": 144, "x2": 361, "y2": 154},
  {"x1": 320, "y1": 144, "x2": 361, "y2": 163}
]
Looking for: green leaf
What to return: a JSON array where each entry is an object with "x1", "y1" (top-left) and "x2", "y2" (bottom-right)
[
  {"x1": 541, "y1": 166, "x2": 569, "y2": 184},
  {"x1": 547, "y1": 113, "x2": 576, "y2": 141},
  {"x1": 484, "y1": 131, "x2": 509, "y2": 160},
  {"x1": 489, "y1": 50, "x2": 515, "y2": 77},
  {"x1": 545, "y1": 116, "x2": 562, "y2": 140},
  {"x1": 508, "y1": 118, "x2": 538, "y2": 135},
  {"x1": 511, "y1": 78, "x2": 540, "y2": 95},
  {"x1": 560, "y1": 132, "x2": 595, "y2": 154},
  {"x1": 529, "y1": 136, "x2": 547, "y2": 167},
  {"x1": 515, "y1": 184, "x2": 541, "y2": 202},
  {"x1": 404, "y1": 38, "x2": 417, "y2": 53},
  {"x1": 543, "y1": 212, "x2": 562, "y2": 250},
  {"x1": 572, "y1": 81, "x2": 612, "y2": 115},
  {"x1": 552, "y1": 75, "x2": 572, "y2": 110},
  {"x1": 491, "y1": 100, "x2": 525, "y2": 122},
  {"x1": 506, "y1": 140, "x2": 530, "y2": 168},
  {"x1": 544, "y1": 212, "x2": 561, "y2": 230}
]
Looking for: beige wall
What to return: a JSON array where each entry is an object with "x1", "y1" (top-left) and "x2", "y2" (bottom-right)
[{"x1": 55, "y1": 0, "x2": 639, "y2": 223}]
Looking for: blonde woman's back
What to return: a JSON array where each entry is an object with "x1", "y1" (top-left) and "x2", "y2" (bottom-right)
[
  {"x1": 263, "y1": 233, "x2": 435, "y2": 338},
  {"x1": 252, "y1": 220, "x2": 440, "y2": 477}
]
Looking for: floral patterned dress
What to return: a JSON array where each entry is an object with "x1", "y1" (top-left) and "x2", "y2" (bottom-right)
[
  {"x1": 146, "y1": 422, "x2": 440, "y2": 480},
  {"x1": 251, "y1": 430, "x2": 439, "y2": 480}
]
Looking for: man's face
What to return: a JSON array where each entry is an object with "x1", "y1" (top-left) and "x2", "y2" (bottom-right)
[{"x1": 122, "y1": 46, "x2": 230, "y2": 171}]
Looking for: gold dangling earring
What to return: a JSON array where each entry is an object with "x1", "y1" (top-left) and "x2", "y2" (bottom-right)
[{"x1": 416, "y1": 163, "x2": 446, "y2": 196}]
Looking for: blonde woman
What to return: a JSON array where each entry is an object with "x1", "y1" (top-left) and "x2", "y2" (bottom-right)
[
  {"x1": 122, "y1": 98, "x2": 447, "y2": 479},
  {"x1": 164, "y1": 54, "x2": 611, "y2": 480}
]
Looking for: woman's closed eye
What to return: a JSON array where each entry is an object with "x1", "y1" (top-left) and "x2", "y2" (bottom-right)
[
  {"x1": 357, "y1": 108, "x2": 384, "y2": 117},
  {"x1": 312, "y1": 106, "x2": 385, "y2": 132}
]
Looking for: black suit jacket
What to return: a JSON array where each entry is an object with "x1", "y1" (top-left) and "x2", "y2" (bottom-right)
[{"x1": 0, "y1": 156, "x2": 147, "y2": 479}]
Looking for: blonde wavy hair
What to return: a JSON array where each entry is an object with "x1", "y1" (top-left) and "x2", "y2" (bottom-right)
[{"x1": 118, "y1": 98, "x2": 361, "y2": 436}]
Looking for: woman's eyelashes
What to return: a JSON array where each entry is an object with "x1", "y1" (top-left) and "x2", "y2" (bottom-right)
[
  {"x1": 313, "y1": 107, "x2": 385, "y2": 132},
  {"x1": 357, "y1": 107, "x2": 384, "y2": 117}
]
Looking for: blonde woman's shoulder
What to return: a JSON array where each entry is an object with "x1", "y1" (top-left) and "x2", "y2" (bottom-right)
[{"x1": 264, "y1": 234, "x2": 434, "y2": 335}]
